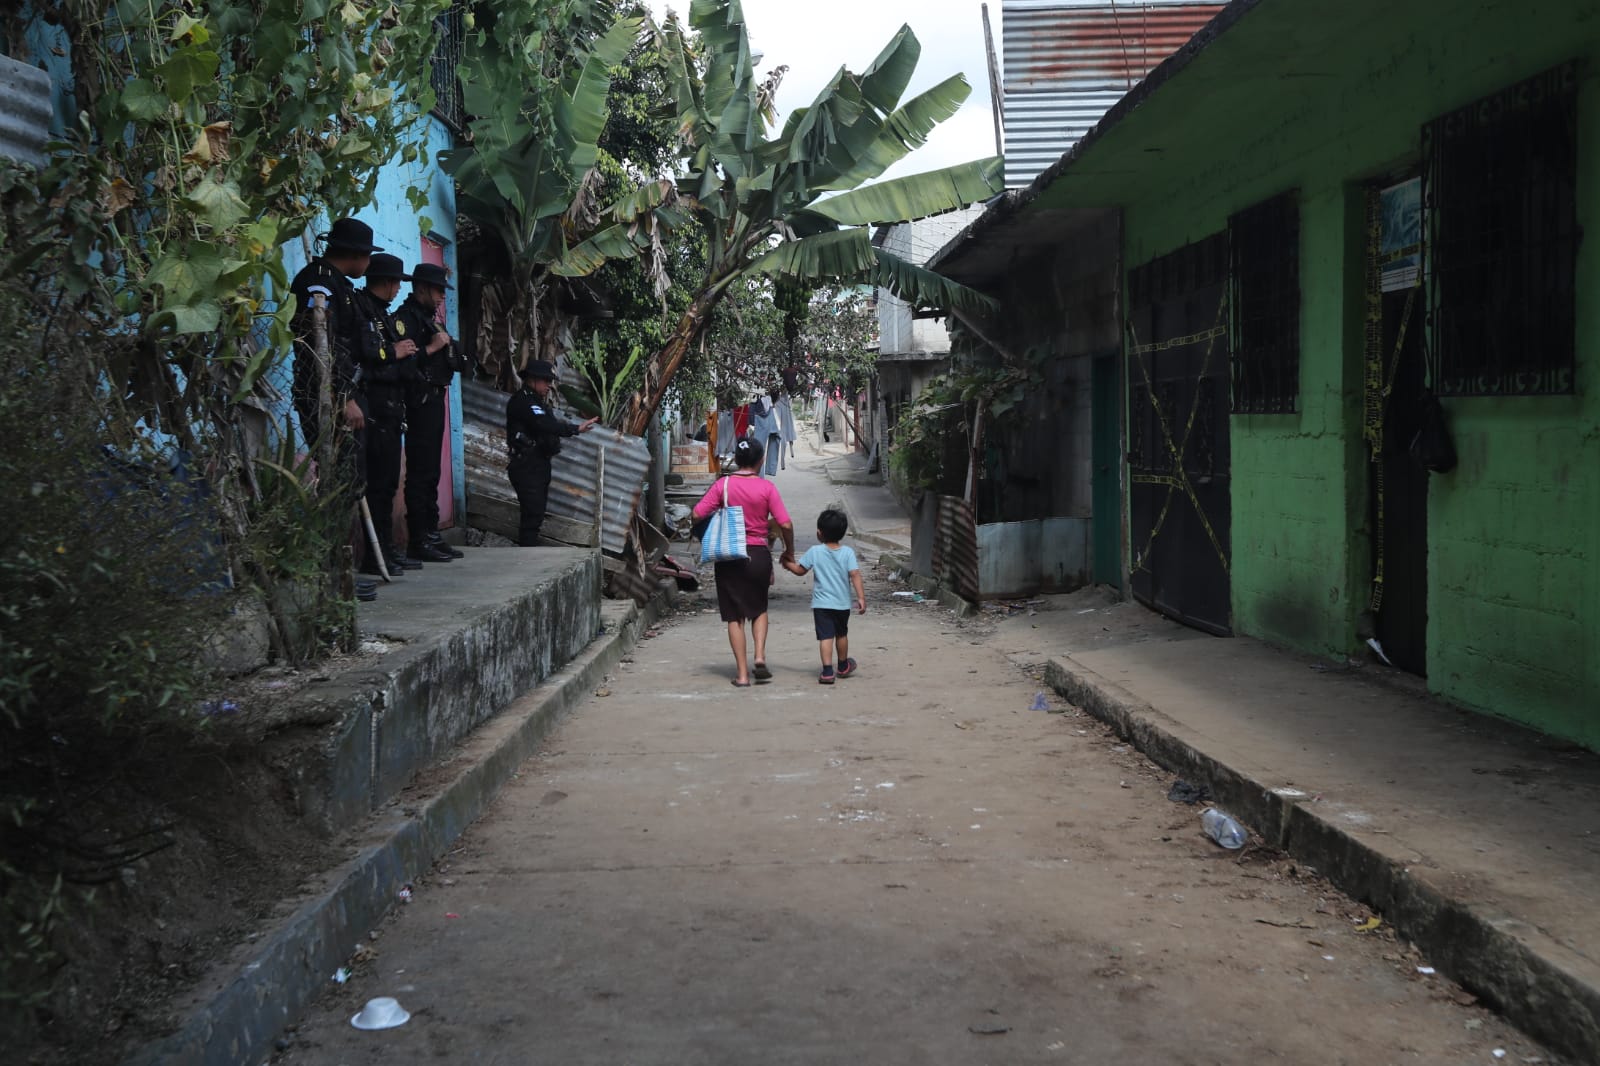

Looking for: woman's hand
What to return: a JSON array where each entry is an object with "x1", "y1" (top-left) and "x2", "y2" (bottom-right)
[{"x1": 579, "y1": 417, "x2": 600, "y2": 433}]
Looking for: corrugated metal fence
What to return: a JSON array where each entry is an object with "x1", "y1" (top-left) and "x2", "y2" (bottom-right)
[
  {"x1": 912, "y1": 494, "x2": 981, "y2": 606},
  {"x1": 1001, "y1": 0, "x2": 1224, "y2": 187},
  {"x1": 0, "y1": 55, "x2": 52, "y2": 168},
  {"x1": 460, "y1": 379, "x2": 650, "y2": 554}
]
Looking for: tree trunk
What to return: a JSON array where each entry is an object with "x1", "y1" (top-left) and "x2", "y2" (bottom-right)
[{"x1": 623, "y1": 295, "x2": 716, "y2": 436}]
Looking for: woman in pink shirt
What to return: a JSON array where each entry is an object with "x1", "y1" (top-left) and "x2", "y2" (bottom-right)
[{"x1": 693, "y1": 438, "x2": 795, "y2": 686}]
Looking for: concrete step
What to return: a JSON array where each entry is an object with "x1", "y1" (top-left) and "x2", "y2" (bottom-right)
[{"x1": 244, "y1": 548, "x2": 601, "y2": 836}]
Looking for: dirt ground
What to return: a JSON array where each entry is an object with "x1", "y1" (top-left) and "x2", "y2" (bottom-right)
[
  {"x1": 274, "y1": 549, "x2": 1558, "y2": 1065},
  {"x1": 13, "y1": 654, "x2": 387, "y2": 1066}
]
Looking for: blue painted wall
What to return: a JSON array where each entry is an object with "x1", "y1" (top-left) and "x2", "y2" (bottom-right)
[{"x1": 276, "y1": 114, "x2": 464, "y2": 522}]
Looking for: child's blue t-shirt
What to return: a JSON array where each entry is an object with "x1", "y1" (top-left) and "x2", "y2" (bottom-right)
[{"x1": 799, "y1": 544, "x2": 859, "y2": 610}]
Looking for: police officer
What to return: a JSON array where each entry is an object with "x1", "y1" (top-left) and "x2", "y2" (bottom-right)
[
  {"x1": 290, "y1": 218, "x2": 381, "y2": 599},
  {"x1": 506, "y1": 360, "x2": 598, "y2": 546},
  {"x1": 357, "y1": 254, "x2": 419, "y2": 575},
  {"x1": 395, "y1": 262, "x2": 464, "y2": 563}
]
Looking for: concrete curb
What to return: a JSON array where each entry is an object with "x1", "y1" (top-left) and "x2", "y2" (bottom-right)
[
  {"x1": 877, "y1": 551, "x2": 978, "y2": 618},
  {"x1": 1044, "y1": 655, "x2": 1600, "y2": 1065},
  {"x1": 848, "y1": 528, "x2": 910, "y2": 555},
  {"x1": 124, "y1": 593, "x2": 672, "y2": 1066}
]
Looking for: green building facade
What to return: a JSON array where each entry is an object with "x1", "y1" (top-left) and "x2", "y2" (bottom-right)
[{"x1": 935, "y1": 0, "x2": 1600, "y2": 746}]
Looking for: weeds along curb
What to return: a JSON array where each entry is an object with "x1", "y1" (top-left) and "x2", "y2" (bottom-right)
[
  {"x1": 876, "y1": 551, "x2": 978, "y2": 618},
  {"x1": 123, "y1": 592, "x2": 672, "y2": 1066},
  {"x1": 1043, "y1": 655, "x2": 1600, "y2": 1065}
]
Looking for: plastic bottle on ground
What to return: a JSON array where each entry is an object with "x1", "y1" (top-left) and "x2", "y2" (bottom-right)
[{"x1": 1201, "y1": 808, "x2": 1248, "y2": 849}]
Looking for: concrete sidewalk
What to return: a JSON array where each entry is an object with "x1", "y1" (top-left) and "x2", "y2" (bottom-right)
[
  {"x1": 787, "y1": 436, "x2": 910, "y2": 554},
  {"x1": 123, "y1": 551, "x2": 668, "y2": 1066},
  {"x1": 1022, "y1": 596, "x2": 1600, "y2": 1061}
]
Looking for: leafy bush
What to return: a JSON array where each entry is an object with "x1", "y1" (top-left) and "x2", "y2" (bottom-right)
[{"x1": 0, "y1": 290, "x2": 230, "y2": 1035}]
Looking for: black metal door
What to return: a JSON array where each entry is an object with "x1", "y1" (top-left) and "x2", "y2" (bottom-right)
[
  {"x1": 1126, "y1": 234, "x2": 1233, "y2": 635},
  {"x1": 1373, "y1": 288, "x2": 1428, "y2": 674},
  {"x1": 1366, "y1": 179, "x2": 1429, "y2": 675}
]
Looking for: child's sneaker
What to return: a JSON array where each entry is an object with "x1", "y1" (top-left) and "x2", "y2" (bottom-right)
[
  {"x1": 837, "y1": 658, "x2": 858, "y2": 678},
  {"x1": 818, "y1": 665, "x2": 836, "y2": 685}
]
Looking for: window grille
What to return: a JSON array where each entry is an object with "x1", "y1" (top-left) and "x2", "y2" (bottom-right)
[
  {"x1": 1424, "y1": 62, "x2": 1579, "y2": 397},
  {"x1": 431, "y1": 5, "x2": 467, "y2": 133},
  {"x1": 1228, "y1": 192, "x2": 1300, "y2": 414}
]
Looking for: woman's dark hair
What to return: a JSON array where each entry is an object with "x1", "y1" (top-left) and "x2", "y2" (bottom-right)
[
  {"x1": 733, "y1": 437, "x2": 764, "y2": 469},
  {"x1": 817, "y1": 508, "x2": 848, "y2": 543}
]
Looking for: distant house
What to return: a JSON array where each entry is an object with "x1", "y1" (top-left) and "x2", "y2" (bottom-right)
[
  {"x1": 935, "y1": 0, "x2": 1600, "y2": 749},
  {"x1": 873, "y1": 206, "x2": 984, "y2": 440}
]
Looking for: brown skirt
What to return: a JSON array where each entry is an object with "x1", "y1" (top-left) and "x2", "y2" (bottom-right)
[{"x1": 714, "y1": 545, "x2": 773, "y2": 622}]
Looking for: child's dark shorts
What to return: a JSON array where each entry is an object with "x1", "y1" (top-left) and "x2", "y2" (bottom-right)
[{"x1": 813, "y1": 608, "x2": 851, "y2": 640}]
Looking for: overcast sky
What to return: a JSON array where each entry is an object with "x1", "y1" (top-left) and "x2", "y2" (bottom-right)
[{"x1": 641, "y1": 0, "x2": 1001, "y2": 182}]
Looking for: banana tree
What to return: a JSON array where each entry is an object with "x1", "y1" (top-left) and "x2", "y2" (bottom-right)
[
  {"x1": 442, "y1": 3, "x2": 685, "y2": 389},
  {"x1": 619, "y1": 0, "x2": 1003, "y2": 435}
]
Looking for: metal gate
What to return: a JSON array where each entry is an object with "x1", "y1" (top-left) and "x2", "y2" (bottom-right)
[{"x1": 1125, "y1": 233, "x2": 1232, "y2": 635}]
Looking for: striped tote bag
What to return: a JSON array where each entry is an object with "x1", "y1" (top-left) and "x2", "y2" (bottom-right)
[{"x1": 698, "y1": 477, "x2": 749, "y2": 564}]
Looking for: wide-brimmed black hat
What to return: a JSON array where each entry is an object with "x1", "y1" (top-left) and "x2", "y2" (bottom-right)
[
  {"x1": 411, "y1": 262, "x2": 453, "y2": 290},
  {"x1": 523, "y1": 360, "x2": 557, "y2": 381},
  {"x1": 365, "y1": 253, "x2": 411, "y2": 281},
  {"x1": 320, "y1": 217, "x2": 383, "y2": 254}
]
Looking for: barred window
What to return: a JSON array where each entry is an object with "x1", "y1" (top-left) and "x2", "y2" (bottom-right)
[
  {"x1": 431, "y1": 5, "x2": 467, "y2": 133},
  {"x1": 1425, "y1": 63, "x2": 1578, "y2": 397},
  {"x1": 1228, "y1": 191, "x2": 1300, "y2": 414}
]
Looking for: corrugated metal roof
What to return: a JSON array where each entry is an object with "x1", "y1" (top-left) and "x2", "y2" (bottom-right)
[
  {"x1": 0, "y1": 55, "x2": 53, "y2": 169},
  {"x1": 1001, "y1": 0, "x2": 1225, "y2": 187},
  {"x1": 461, "y1": 379, "x2": 650, "y2": 555}
]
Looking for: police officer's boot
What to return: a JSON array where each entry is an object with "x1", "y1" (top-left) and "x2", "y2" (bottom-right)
[
  {"x1": 388, "y1": 544, "x2": 424, "y2": 571},
  {"x1": 419, "y1": 531, "x2": 462, "y2": 561}
]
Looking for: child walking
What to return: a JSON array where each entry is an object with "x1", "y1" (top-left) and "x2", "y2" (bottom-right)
[{"x1": 783, "y1": 509, "x2": 867, "y2": 684}]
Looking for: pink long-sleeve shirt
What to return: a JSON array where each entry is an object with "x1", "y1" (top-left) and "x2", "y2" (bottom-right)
[{"x1": 693, "y1": 474, "x2": 792, "y2": 548}]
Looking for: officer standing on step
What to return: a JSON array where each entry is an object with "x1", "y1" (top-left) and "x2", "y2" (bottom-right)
[
  {"x1": 506, "y1": 360, "x2": 599, "y2": 546},
  {"x1": 395, "y1": 262, "x2": 464, "y2": 563},
  {"x1": 357, "y1": 254, "x2": 419, "y2": 576},
  {"x1": 290, "y1": 217, "x2": 381, "y2": 600}
]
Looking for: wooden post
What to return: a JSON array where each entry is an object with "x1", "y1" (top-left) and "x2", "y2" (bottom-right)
[
  {"x1": 982, "y1": 4, "x2": 1005, "y2": 159},
  {"x1": 310, "y1": 292, "x2": 334, "y2": 486},
  {"x1": 647, "y1": 413, "x2": 667, "y2": 531},
  {"x1": 593, "y1": 444, "x2": 606, "y2": 549},
  {"x1": 966, "y1": 399, "x2": 987, "y2": 509}
]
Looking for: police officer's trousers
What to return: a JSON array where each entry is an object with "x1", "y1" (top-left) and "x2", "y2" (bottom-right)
[
  {"x1": 404, "y1": 384, "x2": 447, "y2": 544},
  {"x1": 365, "y1": 384, "x2": 406, "y2": 557},
  {"x1": 508, "y1": 453, "x2": 553, "y2": 547}
]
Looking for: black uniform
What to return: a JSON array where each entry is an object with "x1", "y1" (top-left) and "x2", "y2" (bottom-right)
[
  {"x1": 505, "y1": 386, "x2": 583, "y2": 546},
  {"x1": 356, "y1": 288, "x2": 411, "y2": 565},
  {"x1": 394, "y1": 294, "x2": 461, "y2": 547},
  {"x1": 289, "y1": 259, "x2": 365, "y2": 457}
]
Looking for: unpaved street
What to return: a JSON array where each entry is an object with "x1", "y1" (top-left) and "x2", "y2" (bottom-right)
[{"x1": 279, "y1": 458, "x2": 1551, "y2": 1065}]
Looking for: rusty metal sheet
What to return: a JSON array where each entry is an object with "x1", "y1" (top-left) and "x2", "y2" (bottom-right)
[
  {"x1": 934, "y1": 495, "x2": 981, "y2": 604},
  {"x1": 1001, "y1": 0, "x2": 1224, "y2": 187},
  {"x1": 461, "y1": 380, "x2": 650, "y2": 555}
]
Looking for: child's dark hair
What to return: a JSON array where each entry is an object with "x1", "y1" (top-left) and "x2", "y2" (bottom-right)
[
  {"x1": 817, "y1": 508, "x2": 848, "y2": 543},
  {"x1": 733, "y1": 437, "x2": 763, "y2": 469}
]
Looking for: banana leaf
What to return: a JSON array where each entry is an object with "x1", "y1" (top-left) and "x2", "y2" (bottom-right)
[
  {"x1": 816, "y1": 74, "x2": 973, "y2": 193},
  {"x1": 748, "y1": 228, "x2": 877, "y2": 280},
  {"x1": 802, "y1": 157, "x2": 1003, "y2": 227},
  {"x1": 873, "y1": 247, "x2": 997, "y2": 316}
]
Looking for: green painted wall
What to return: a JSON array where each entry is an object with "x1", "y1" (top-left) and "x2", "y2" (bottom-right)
[{"x1": 1031, "y1": 0, "x2": 1600, "y2": 744}]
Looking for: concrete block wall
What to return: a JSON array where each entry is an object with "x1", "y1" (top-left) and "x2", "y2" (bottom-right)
[
  {"x1": 1109, "y1": 0, "x2": 1600, "y2": 742},
  {"x1": 261, "y1": 551, "x2": 603, "y2": 835}
]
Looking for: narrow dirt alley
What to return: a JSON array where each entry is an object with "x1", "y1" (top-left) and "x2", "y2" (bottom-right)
[{"x1": 278, "y1": 504, "x2": 1552, "y2": 1065}]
